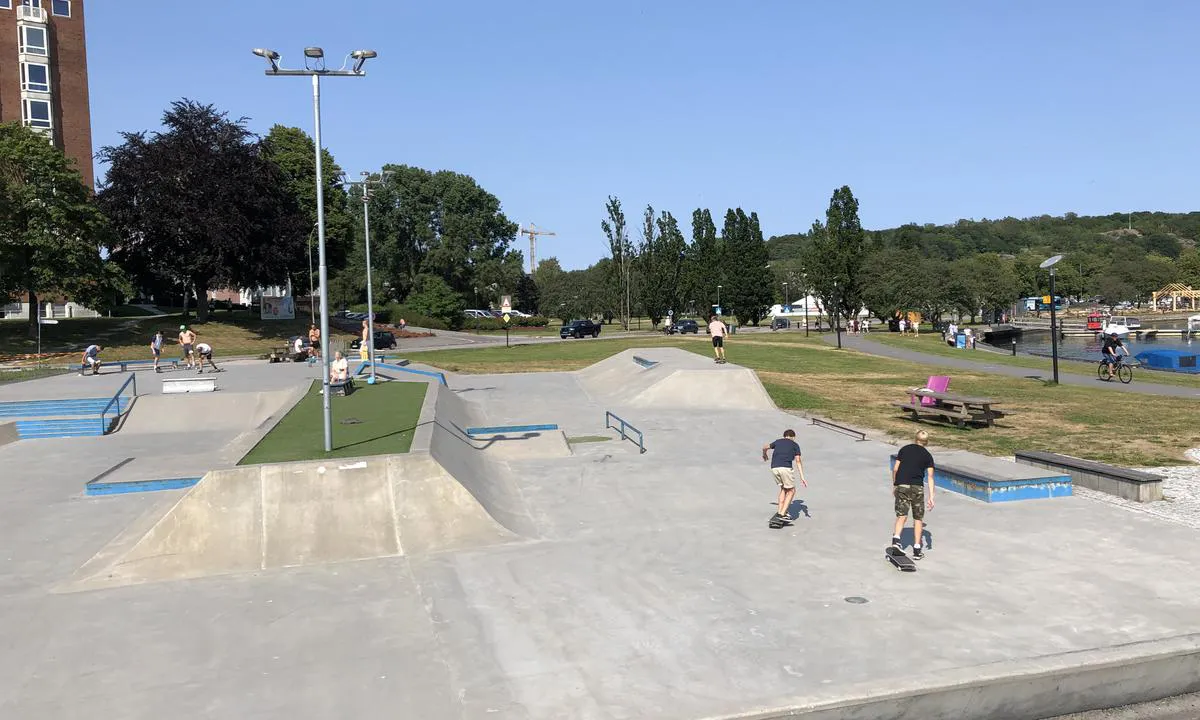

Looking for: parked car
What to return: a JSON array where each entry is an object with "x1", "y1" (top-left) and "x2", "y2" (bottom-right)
[
  {"x1": 560, "y1": 319, "x2": 601, "y2": 339},
  {"x1": 672, "y1": 319, "x2": 699, "y2": 334},
  {"x1": 464, "y1": 309, "x2": 491, "y2": 319},
  {"x1": 350, "y1": 330, "x2": 397, "y2": 350}
]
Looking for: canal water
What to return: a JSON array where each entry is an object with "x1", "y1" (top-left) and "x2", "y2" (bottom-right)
[{"x1": 988, "y1": 330, "x2": 1200, "y2": 363}]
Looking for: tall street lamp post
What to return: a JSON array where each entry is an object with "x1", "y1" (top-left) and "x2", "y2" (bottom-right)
[
  {"x1": 345, "y1": 170, "x2": 390, "y2": 385},
  {"x1": 252, "y1": 46, "x2": 377, "y2": 452},
  {"x1": 1040, "y1": 254, "x2": 1063, "y2": 384}
]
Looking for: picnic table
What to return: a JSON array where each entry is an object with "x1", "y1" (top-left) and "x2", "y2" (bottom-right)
[{"x1": 892, "y1": 388, "x2": 1008, "y2": 428}]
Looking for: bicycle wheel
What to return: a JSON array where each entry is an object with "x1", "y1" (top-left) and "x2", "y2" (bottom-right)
[
  {"x1": 1097, "y1": 362, "x2": 1107, "y2": 381},
  {"x1": 1118, "y1": 364, "x2": 1133, "y2": 384}
]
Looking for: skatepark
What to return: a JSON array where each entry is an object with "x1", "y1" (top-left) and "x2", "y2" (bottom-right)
[{"x1": 1, "y1": 347, "x2": 1199, "y2": 718}]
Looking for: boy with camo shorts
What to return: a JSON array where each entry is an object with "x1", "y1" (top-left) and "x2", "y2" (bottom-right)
[{"x1": 890, "y1": 430, "x2": 936, "y2": 560}]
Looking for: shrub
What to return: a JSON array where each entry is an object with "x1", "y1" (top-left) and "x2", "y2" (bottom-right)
[{"x1": 406, "y1": 275, "x2": 467, "y2": 330}]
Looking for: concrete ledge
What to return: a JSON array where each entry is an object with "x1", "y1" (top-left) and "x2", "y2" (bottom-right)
[
  {"x1": 722, "y1": 632, "x2": 1200, "y2": 720},
  {"x1": 1015, "y1": 450, "x2": 1164, "y2": 502},
  {"x1": 891, "y1": 450, "x2": 1072, "y2": 503},
  {"x1": 0, "y1": 421, "x2": 16, "y2": 447},
  {"x1": 162, "y1": 376, "x2": 216, "y2": 394}
]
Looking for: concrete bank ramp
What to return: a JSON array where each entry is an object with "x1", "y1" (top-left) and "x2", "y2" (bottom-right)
[
  {"x1": 65, "y1": 382, "x2": 540, "y2": 591},
  {"x1": 66, "y1": 456, "x2": 522, "y2": 590},
  {"x1": 118, "y1": 390, "x2": 297, "y2": 435},
  {"x1": 578, "y1": 347, "x2": 775, "y2": 410}
]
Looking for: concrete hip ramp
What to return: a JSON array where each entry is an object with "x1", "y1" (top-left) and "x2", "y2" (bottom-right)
[
  {"x1": 118, "y1": 390, "x2": 298, "y2": 434},
  {"x1": 65, "y1": 382, "x2": 542, "y2": 591},
  {"x1": 578, "y1": 347, "x2": 775, "y2": 410}
]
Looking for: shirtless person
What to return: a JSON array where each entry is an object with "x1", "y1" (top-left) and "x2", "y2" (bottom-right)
[
  {"x1": 178, "y1": 325, "x2": 197, "y2": 369},
  {"x1": 308, "y1": 324, "x2": 321, "y2": 360}
]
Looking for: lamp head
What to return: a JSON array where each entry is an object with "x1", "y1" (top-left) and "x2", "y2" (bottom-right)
[
  {"x1": 351, "y1": 49, "x2": 378, "y2": 72},
  {"x1": 304, "y1": 47, "x2": 325, "y2": 59},
  {"x1": 251, "y1": 48, "x2": 280, "y2": 71}
]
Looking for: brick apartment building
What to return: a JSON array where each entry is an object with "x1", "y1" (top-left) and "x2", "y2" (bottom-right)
[{"x1": 0, "y1": 0, "x2": 93, "y2": 187}]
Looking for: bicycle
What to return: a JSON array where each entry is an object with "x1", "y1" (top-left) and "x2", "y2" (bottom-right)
[{"x1": 1097, "y1": 356, "x2": 1134, "y2": 384}]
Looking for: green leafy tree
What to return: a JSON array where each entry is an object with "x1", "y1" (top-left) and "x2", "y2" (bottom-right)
[
  {"x1": 634, "y1": 206, "x2": 688, "y2": 326},
  {"x1": 601, "y1": 195, "x2": 633, "y2": 328},
  {"x1": 97, "y1": 100, "x2": 306, "y2": 323},
  {"x1": 802, "y1": 186, "x2": 868, "y2": 329},
  {"x1": 514, "y1": 272, "x2": 540, "y2": 315},
  {"x1": 0, "y1": 122, "x2": 113, "y2": 336},
  {"x1": 406, "y1": 273, "x2": 466, "y2": 329},
  {"x1": 261, "y1": 125, "x2": 354, "y2": 290},
  {"x1": 1178, "y1": 248, "x2": 1200, "y2": 288},
  {"x1": 720, "y1": 208, "x2": 773, "y2": 325},
  {"x1": 682, "y1": 208, "x2": 721, "y2": 318}
]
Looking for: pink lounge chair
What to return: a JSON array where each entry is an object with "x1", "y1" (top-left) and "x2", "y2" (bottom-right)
[{"x1": 910, "y1": 375, "x2": 950, "y2": 406}]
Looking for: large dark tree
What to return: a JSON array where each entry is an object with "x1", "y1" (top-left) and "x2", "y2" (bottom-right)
[
  {"x1": 802, "y1": 186, "x2": 868, "y2": 330},
  {"x1": 96, "y1": 100, "x2": 306, "y2": 322},
  {"x1": 719, "y1": 208, "x2": 773, "y2": 325},
  {"x1": 0, "y1": 122, "x2": 114, "y2": 337},
  {"x1": 682, "y1": 208, "x2": 721, "y2": 317},
  {"x1": 601, "y1": 195, "x2": 633, "y2": 328},
  {"x1": 362, "y1": 164, "x2": 520, "y2": 305},
  {"x1": 261, "y1": 125, "x2": 354, "y2": 293}
]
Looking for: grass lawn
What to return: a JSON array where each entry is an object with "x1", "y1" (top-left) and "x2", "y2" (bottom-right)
[
  {"x1": 0, "y1": 366, "x2": 74, "y2": 385},
  {"x1": 239, "y1": 379, "x2": 427, "y2": 464},
  {"x1": 865, "y1": 331, "x2": 1200, "y2": 389},
  {"x1": 412, "y1": 336, "x2": 1200, "y2": 467},
  {"x1": 0, "y1": 311, "x2": 356, "y2": 364}
]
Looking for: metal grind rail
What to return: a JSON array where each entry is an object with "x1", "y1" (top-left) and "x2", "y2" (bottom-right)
[{"x1": 605, "y1": 411, "x2": 646, "y2": 453}]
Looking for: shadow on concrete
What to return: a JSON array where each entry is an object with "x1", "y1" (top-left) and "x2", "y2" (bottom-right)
[{"x1": 899, "y1": 526, "x2": 934, "y2": 550}]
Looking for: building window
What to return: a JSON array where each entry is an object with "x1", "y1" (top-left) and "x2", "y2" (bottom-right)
[
  {"x1": 51, "y1": 0, "x2": 66, "y2": 16},
  {"x1": 0, "y1": 1, "x2": 12, "y2": 10},
  {"x1": 21, "y1": 0, "x2": 41, "y2": 7},
  {"x1": 21, "y1": 62, "x2": 49, "y2": 92},
  {"x1": 19, "y1": 25, "x2": 47, "y2": 55},
  {"x1": 23, "y1": 98, "x2": 52, "y2": 129}
]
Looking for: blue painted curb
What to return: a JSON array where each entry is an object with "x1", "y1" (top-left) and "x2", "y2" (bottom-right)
[
  {"x1": 86, "y1": 476, "x2": 202, "y2": 496},
  {"x1": 466, "y1": 424, "x2": 559, "y2": 436}
]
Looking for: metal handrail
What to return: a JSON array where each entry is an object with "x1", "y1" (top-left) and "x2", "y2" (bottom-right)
[
  {"x1": 100, "y1": 373, "x2": 137, "y2": 434},
  {"x1": 605, "y1": 411, "x2": 646, "y2": 454}
]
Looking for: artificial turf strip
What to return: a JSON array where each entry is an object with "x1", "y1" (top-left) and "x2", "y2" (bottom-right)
[{"x1": 239, "y1": 379, "x2": 427, "y2": 464}]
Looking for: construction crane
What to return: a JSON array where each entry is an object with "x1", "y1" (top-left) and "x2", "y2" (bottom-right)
[{"x1": 518, "y1": 223, "x2": 557, "y2": 275}]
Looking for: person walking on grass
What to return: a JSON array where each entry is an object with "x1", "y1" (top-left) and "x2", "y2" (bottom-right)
[
  {"x1": 79, "y1": 344, "x2": 102, "y2": 376},
  {"x1": 891, "y1": 430, "x2": 936, "y2": 560},
  {"x1": 762, "y1": 429, "x2": 807, "y2": 523},
  {"x1": 709, "y1": 314, "x2": 729, "y2": 364},
  {"x1": 178, "y1": 325, "x2": 197, "y2": 369},
  {"x1": 195, "y1": 342, "x2": 220, "y2": 373},
  {"x1": 150, "y1": 330, "x2": 164, "y2": 373}
]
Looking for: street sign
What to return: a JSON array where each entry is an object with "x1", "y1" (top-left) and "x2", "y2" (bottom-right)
[
  {"x1": 668, "y1": 309, "x2": 674, "y2": 317},
  {"x1": 38, "y1": 318, "x2": 58, "y2": 325},
  {"x1": 502, "y1": 313, "x2": 511, "y2": 324},
  {"x1": 501, "y1": 295, "x2": 512, "y2": 314}
]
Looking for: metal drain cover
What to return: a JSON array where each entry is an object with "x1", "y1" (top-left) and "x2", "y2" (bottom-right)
[
  {"x1": 339, "y1": 418, "x2": 363, "y2": 425},
  {"x1": 844, "y1": 596, "x2": 869, "y2": 604}
]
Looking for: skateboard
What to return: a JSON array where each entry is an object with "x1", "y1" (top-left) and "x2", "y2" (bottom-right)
[
  {"x1": 768, "y1": 513, "x2": 792, "y2": 529},
  {"x1": 885, "y1": 546, "x2": 916, "y2": 572}
]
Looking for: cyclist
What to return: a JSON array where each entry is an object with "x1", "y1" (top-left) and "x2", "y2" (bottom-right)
[{"x1": 1100, "y1": 332, "x2": 1130, "y2": 380}]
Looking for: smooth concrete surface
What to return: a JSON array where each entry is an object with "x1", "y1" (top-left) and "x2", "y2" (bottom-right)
[
  {"x1": 2, "y1": 349, "x2": 1200, "y2": 718},
  {"x1": 0, "y1": 420, "x2": 16, "y2": 447}
]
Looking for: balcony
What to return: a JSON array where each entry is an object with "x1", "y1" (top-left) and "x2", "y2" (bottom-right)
[{"x1": 18, "y1": 5, "x2": 48, "y2": 23}]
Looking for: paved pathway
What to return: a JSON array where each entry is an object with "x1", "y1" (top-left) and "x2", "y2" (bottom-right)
[{"x1": 824, "y1": 332, "x2": 1200, "y2": 399}]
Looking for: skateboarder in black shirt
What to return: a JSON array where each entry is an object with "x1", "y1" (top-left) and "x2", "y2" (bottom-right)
[{"x1": 891, "y1": 430, "x2": 935, "y2": 559}]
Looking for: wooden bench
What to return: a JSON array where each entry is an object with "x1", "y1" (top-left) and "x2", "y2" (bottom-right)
[
  {"x1": 1014, "y1": 450, "x2": 1164, "y2": 503},
  {"x1": 892, "y1": 389, "x2": 1008, "y2": 428},
  {"x1": 162, "y1": 376, "x2": 216, "y2": 394}
]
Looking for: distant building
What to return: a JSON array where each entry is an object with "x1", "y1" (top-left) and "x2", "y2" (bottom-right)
[{"x1": 0, "y1": 0, "x2": 94, "y2": 187}]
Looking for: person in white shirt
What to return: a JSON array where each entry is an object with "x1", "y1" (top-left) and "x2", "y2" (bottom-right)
[
  {"x1": 330, "y1": 351, "x2": 349, "y2": 383},
  {"x1": 708, "y1": 315, "x2": 729, "y2": 364},
  {"x1": 80, "y1": 344, "x2": 102, "y2": 376},
  {"x1": 195, "y1": 342, "x2": 220, "y2": 373}
]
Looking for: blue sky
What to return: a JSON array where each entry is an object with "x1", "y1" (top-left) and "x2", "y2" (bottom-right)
[{"x1": 86, "y1": 1, "x2": 1200, "y2": 270}]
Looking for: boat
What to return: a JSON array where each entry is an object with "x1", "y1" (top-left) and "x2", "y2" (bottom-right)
[
  {"x1": 1126, "y1": 316, "x2": 1142, "y2": 330},
  {"x1": 1135, "y1": 349, "x2": 1200, "y2": 373},
  {"x1": 1189, "y1": 314, "x2": 1200, "y2": 332},
  {"x1": 1100, "y1": 316, "x2": 1130, "y2": 336},
  {"x1": 1086, "y1": 312, "x2": 1104, "y2": 332}
]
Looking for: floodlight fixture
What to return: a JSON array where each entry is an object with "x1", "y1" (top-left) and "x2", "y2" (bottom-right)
[
  {"x1": 251, "y1": 48, "x2": 280, "y2": 71},
  {"x1": 351, "y1": 49, "x2": 378, "y2": 73},
  {"x1": 1039, "y1": 254, "x2": 1063, "y2": 270},
  {"x1": 304, "y1": 47, "x2": 325, "y2": 59}
]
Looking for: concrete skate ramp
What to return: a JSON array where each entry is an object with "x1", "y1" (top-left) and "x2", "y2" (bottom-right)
[
  {"x1": 579, "y1": 348, "x2": 775, "y2": 410},
  {"x1": 118, "y1": 390, "x2": 296, "y2": 434},
  {"x1": 429, "y1": 386, "x2": 541, "y2": 538},
  {"x1": 66, "y1": 452, "x2": 521, "y2": 590}
]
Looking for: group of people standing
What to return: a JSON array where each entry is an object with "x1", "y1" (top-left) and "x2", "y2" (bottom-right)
[{"x1": 77, "y1": 325, "x2": 219, "y2": 376}]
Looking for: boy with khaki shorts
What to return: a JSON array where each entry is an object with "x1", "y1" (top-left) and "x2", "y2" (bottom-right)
[
  {"x1": 762, "y1": 429, "x2": 807, "y2": 525},
  {"x1": 891, "y1": 430, "x2": 936, "y2": 559}
]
